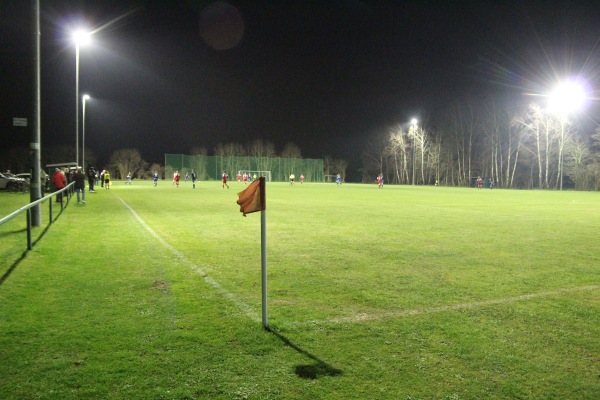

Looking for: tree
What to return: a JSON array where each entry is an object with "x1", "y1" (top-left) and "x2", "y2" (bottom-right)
[
  {"x1": 566, "y1": 135, "x2": 590, "y2": 190},
  {"x1": 280, "y1": 143, "x2": 302, "y2": 179},
  {"x1": 360, "y1": 131, "x2": 388, "y2": 183},
  {"x1": 147, "y1": 163, "x2": 163, "y2": 179},
  {"x1": 247, "y1": 139, "x2": 276, "y2": 172},
  {"x1": 108, "y1": 149, "x2": 145, "y2": 180},
  {"x1": 331, "y1": 158, "x2": 348, "y2": 182},
  {"x1": 214, "y1": 142, "x2": 245, "y2": 177},
  {"x1": 446, "y1": 100, "x2": 481, "y2": 186},
  {"x1": 387, "y1": 125, "x2": 409, "y2": 184}
]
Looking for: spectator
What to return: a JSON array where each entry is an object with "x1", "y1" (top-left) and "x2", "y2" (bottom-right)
[
  {"x1": 52, "y1": 168, "x2": 67, "y2": 203},
  {"x1": 74, "y1": 167, "x2": 86, "y2": 204},
  {"x1": 87, "y1": 166, "x2": 96, "y2": 192}
]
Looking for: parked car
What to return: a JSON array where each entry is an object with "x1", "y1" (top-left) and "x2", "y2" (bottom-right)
[
  {"x1": 0, "y1": 172, "x2": 27, "y2": 191},
  {"x1": 15, "y1": 173, "x2": 31, "y2": 182}
]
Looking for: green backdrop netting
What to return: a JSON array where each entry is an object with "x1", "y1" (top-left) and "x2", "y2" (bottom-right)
[{"x1": 164, "y1": 154, "x2": 324, "y2": 182}]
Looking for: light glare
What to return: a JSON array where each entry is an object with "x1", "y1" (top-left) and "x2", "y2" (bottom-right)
[
  {"x1": 548, "y1": 80, "x2": 586, "y2": 115},
  {"x1": 73, "y1": 29, "x2": 91, "y2": 46}
]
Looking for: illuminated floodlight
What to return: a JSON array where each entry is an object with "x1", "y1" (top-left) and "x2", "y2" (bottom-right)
[
  {"x1": 73, "y1": 28, "x2": 91, "y2": 168},
  {"x1": 547, "y1": 79, "x2": 587, "y2": 116},
  {"x1": 72, "y1": 29, "x2": 91, "y2": 46},
  {"x1": 410, "y1": 118, "x2": 418, "y2": 126}
]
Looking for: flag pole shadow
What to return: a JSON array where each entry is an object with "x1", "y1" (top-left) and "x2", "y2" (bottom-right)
[{"x1": 267, "y1": 327, "x2": 343, "y2": 380}]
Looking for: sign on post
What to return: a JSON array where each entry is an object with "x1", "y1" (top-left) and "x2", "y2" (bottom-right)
[{"x1": 13, "y1": 118, "x2": 28, "y2": 127}]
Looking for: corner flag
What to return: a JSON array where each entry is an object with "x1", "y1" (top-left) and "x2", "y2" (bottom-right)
[
  {"x1": 236, "y1": 176, "x2": 269, "y2": 329},
  {"x1": 237, "y1": 177, "x2": 265, "y2": 216}
]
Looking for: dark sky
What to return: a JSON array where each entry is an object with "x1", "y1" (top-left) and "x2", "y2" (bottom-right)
[{"x1": 2, "y1": 1, "x2": 600, "y2": 179}]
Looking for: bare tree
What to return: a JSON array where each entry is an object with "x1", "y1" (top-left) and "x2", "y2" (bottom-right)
[
  {"x1": 108, "y1": 149, "x2": 145, "y2": 180},
  {"x1": 281, "y1": 143, "x2": 303, "y2": 180},
  {"x1": 247, "y1": 139, "x2": 276, "y2": 172},
  {"x1": 190, "y1": 146, "x2": 208, "y2": 155},
  {"x1": 388, "y1": 125, "x2": 409, "y2": 184},
  {"x1": 214, "y1": 142, "x2": 245, "y2": 177},
  {"x1": 566, "y1": 135, "x2": 590, "y2": 190},
  {"x1": 446, "y1": 100, "x2": 481, "y2": 186},
  {"x1": 147, "y1": 163, "x2": 163, "y2": 179},
  {"x1": 360, "y1": 132, "x2": 388, "y2": 183},
  {"x1": 332, "y1": 158, "x2": 348, "y2": 182}
]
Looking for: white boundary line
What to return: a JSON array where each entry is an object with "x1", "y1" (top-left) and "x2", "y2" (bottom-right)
[
  {"x1": 115, "y1": 194, "x2": 260, "y2": 323},
  {"x1": 282, "y1": 285, "x2": 600, "y2": 327},
  {"x1": 114, "y1": 193, "x2": 598, "y2": 328}
]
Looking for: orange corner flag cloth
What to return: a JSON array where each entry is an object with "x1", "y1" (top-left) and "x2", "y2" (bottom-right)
[{"x1": 237, "y1": 177, "x2": 265, "y2": 216}]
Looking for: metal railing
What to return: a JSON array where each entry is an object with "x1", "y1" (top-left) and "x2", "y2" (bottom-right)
[{"x1": 0, "y1": 182, "x2": 74, "y2": 251}]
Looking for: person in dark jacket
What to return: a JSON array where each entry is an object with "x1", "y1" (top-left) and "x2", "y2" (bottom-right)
[
  {"x1": 74, "y1": 167, "x2": 86, "y2": 204},
  {"x1": 87, "y1": 166, "x2": 96, "y2": 192}
]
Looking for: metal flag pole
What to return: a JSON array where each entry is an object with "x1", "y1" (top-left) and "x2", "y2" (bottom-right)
[{"x1": 259, "y1": 177, "x2": 268, "y2": 330}]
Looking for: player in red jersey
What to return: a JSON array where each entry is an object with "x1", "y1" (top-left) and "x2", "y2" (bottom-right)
[{"x1": 222, "y1": 171, "x2": 229, "y2": 189}]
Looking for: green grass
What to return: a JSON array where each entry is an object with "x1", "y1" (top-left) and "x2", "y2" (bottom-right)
[{"x1": 1, "y1": 181, "x2": 599, "y2": 399}]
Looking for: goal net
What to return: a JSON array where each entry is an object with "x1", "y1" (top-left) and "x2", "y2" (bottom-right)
[{"x1": 244, "y1": 171, "x2": 272, "y2": 182}]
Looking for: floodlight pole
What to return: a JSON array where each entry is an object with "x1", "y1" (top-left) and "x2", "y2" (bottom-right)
[
  {"x1": 30, "y1": 0, "x2": 42, "y2": 226},
  {"x1": 260, "y1": 177, "x2": 268, "y2": 330},
  {"x1": 82, "y1": 95, "x2": 90, "y2": 171},
  {"x1": 75, "y1": 43, "x2": 80, "y2": 167}
]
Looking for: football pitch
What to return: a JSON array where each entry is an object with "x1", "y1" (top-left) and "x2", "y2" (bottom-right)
[{"x1": 1, "y1": 181, "x2": 599, "y2": 399}]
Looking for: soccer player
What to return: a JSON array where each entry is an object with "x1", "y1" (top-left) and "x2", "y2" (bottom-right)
[
  {"x1": 153, "y1": 171, "x2": 159, "y2": 186},
  {"x1": 290, "y1": 173, "x2": 295, "y2": 185},
  {"x1": 222, "y1": 171, "x2": 229, "y2": 189},
  {"x1": 174, "y1": 170, "x2": 181, "y2": 188},
  {"x1": 300, "y1": 174, "x2": 304, "y2": 184},
  {"x1": 191, "y1": 170, "x2": 197, "y2": 189},
  {"x1": 476, "y1": 176, "x2": 483, "y2": 189},
  {"x1": 126, "y1": 172, "x2": 132, "y2": 184},
  {"x1": 237, "y1": 171, "x2": 241, "y2": 182},
  {"x1": 336, "y1": 174, "x2": 342, "y2": 185},
  {"x1": 243, "y1": 172, "x2": 248, "y2": 185},
  {"x1": 104, "y1": 170, "x2": 111, "y2": 189}
]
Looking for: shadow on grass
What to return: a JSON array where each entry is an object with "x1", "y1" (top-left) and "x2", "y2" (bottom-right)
[
  {"x1": 0, "y1": 228, "x2": 27, "y2": 238},
  {"x1": 0, "y1": 209, "x2": 62, "y2": 287},
  {"x1": 268, "y1": 328, "x2": 343, "y2": 380},
  {"x1": 0, "y1": 250, "x2": 28, "y2": 286}
]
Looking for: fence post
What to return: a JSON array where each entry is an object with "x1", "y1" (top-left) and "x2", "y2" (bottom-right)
[
  {"x1": 26, "y1": 209, "x2": 32, "y2": 250},
  {"x1": 49, "y1": 197, "x2": 53, "y2": 223}
]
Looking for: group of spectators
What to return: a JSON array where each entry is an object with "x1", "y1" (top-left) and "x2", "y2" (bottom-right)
[{"x1": 51, "y1": 166, "x2": 111, "y2": 205}]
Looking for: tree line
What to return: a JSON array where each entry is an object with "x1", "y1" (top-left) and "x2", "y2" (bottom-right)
[
  {"x1": 361, "y1": 98, "x2": 600, "y2": 190},
  {"x1": 3, "y1": 100, "x2": 600, "y2": 189},
  {"x1": 0, "y1": 139, "x2": 347, "y2": 182}
]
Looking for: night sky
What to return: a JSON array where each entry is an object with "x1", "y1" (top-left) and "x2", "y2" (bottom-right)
[{"x1": 2, "y1": 1, "x2": 600, "y2": 180}]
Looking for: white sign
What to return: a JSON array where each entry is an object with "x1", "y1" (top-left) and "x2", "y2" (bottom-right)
[{"x1": 13, "y1": 118, "x2": 28, "y2": 127}]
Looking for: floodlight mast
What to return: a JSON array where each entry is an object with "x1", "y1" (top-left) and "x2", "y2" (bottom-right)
[
  {"x1": 73, "y1": 29, "x2": 90, "y2": 168},
  {"x1": 82, "y1": 94, "x2": 90, "y2": 171}
]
